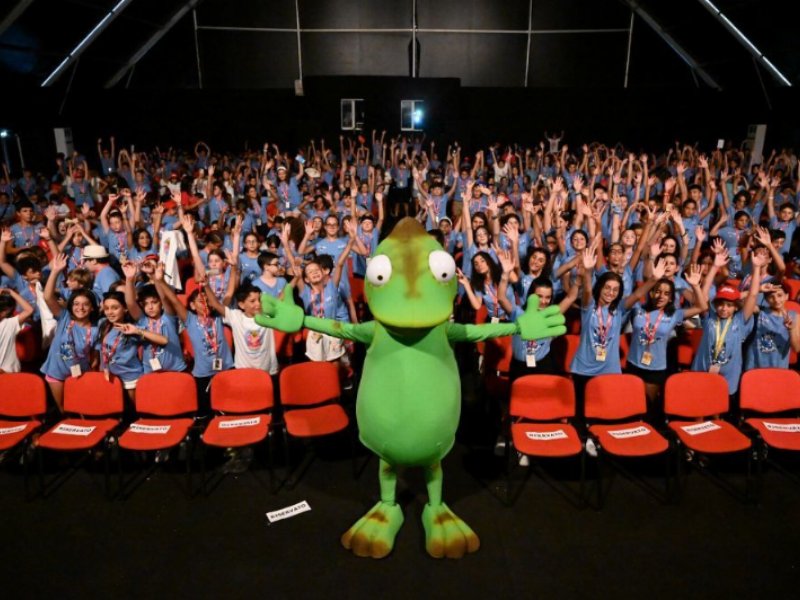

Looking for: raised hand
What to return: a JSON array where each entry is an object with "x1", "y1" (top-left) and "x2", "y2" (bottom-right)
[
  {"x1": 581, "y1": 248, "x2": 597, "y2": 270},
  {"x1": 652, "y1": 257, "x2": 667, "y2": 280},
  {"x1": 685, "y1": 263, "x2": 702, "y2": 286},
  {"x1": 753, "y1": 225, "x2": 772, "y2": 247},
  {"x1": 122, "y1": 261, "x2": 137, "y2": 281},
  {"x1": 713, "y1": 248, "x2": 730, "y2": 268},
  {"x1": 51, "y1": 252, "x2": 68, "y2": 273},
  {"x1": 497, "y1": 249, "x2": 514, "y2": 274},
  {"x1": 695, "y1": 225, "x2": 706, "y2": 244},
  {"x1": 115, "y1": 323, "x2": 140, "y2": 336},
  {"x1": 751, "y1": 248, "x2": 769, "y2": 268}
]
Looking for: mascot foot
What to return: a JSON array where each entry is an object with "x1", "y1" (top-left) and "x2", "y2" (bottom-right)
[
  {"x1": 422, "y1": 502, "x2": 480, "y2": 559},
  {"x1": 341, "y1": 501, "x2": 404, "y2": 559}
]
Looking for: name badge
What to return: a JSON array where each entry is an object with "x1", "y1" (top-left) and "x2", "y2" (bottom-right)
[
  {"x1": 641, "y1": 351, "x2": 653, "y2": 366},
  {"x1": 595, "y1": 347, "x2": 607, "y2": 362},
  {"x1": 255, "y1": 218, "x2": 263, "y2": 227},
  {"x1": 212, "y1": 358, "x2": 223, "y2": 371},
  {"x1": 149, "y1": 357, "x2": 162, "y2": 372},
  {"x1": 70, "y1": 364, "x2": 82, "y2": 378},
  {"x1": 525, "y1": 353, "x2": 537, "y2": 368},
  {"x1": 490, "y1": 317, "x2": 500, "y2": 324}
]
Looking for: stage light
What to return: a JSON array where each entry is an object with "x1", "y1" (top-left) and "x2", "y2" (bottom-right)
[
  {"x1": 0, "y1": 130, "x2": 8, "y2": 139},
  {"x1": 400, "y1": 100, "x2": 424, "y2": 131},
  {"x1": 413, "y1": 110, "x2": 424, "y2": 125}
]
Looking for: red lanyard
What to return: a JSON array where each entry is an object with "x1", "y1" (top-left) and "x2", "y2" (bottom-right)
[
  {"x1": 147, "y1": 317, "x2": 162, "y2": 358},
  {"x1": 644, "y1": 310, "x2": 665, "y2": 346},
  {"x1": 359, "y1": 234, "x2": 372, "y2": 254},
  {"x1": 485, "y1": 282, "x2": 499, "y2": 318},
  {"x1": 312, "y1": 289, "x2": 325, "y2": 317},
  {"x1": 595, "y1": 306, "x2": 613, "y2": 346},
  {"x1": 20, "y1": 225, "x2": 35, "y2": 247},
  {"x1": 66, "y1": 320, "x2": 93, "y2": 360},
  {"x1": 526, "y1": 340, "x2": 539, "y2": 352},
  {"x1": 199, "y1": 316, "x2": 219, "y2": 356},
  {"x1": 101, "y1": 331, "x2": 123, "y2": 367}
]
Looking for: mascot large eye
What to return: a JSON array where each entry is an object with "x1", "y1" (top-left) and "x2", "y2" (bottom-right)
[
  {"x1": 428, "y1": 250, "x2": 456, "y2": 283},
  {"x1": 366, "y1": 255, "x2": 392, "y2": 286}
]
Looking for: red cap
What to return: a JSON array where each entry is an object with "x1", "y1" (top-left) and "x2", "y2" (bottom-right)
[
  {"x1": 162, "y1": 200, "x2": 177, "y2": 210},
  {"x1": 715, "y1": 285, "x2": 741, "y2": 302},
  {"x1": 143, "y1": 253, "x2": 159, "y2": 263}
]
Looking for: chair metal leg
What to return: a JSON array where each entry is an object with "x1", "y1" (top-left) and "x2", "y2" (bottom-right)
[
  {"x1": 578, "y1": 450, "x2": 586, "y2": 508},
  {"x1": 596, "y1": 451, "x2": 604, "y2": 509},
  {"x1": 185, "y1": 437, "x2": 193, "y2": 498},
  {"x1": 267, "y1": 431, "x2": 276, "y2": 494}
]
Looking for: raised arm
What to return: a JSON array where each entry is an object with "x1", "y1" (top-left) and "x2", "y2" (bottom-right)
[
  {"x1": 122, "y1": 262, "x2": 143, "y2": 321},
  {"x1": 44, "y1": 253, "x2": 68, "y2": 318}
]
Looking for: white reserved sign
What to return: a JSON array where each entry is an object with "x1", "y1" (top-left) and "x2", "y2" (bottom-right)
[
  {"x1": 266, "y1": 500, "x2": 311, "y2": 523},
  {"x1": 607, "y1": 425, "x2": 651, "y2": 439},
  {"x1": 52, "y1": 423, "x2": 96, "y2": 436},
  {"x1": 681, "y1": 421, "x2": 722, "y2": 436},
  {"x1": 526, "y1": 429, "x2": 568, "y2": 441},
  {"x1": 0, "y1": 424, "x2": 28, "y2": 436},
  {"x1": 219, "y1": 417, "x2": 261, "y2": 429},
  {"x1": 130, "y1": 423, "x2": 171, "y2": 435},
  {"x1": 763, "y1": 422, "x2": 800, "y2": 433}
]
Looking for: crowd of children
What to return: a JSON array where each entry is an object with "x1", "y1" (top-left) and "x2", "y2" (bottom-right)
[{"x1": 1, "y1": 133, "x2": 800, "y2": 436}]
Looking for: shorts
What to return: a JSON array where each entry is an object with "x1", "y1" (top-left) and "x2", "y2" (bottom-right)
[
  {"x1": 305, "y1": 332, "x2": 346, "y2": 362},
  {"x1": 45, "y1": 374, "x2": 64, "y2": 384},
  {"x1": 122, "y1": 377, "x2": 139, "y2": 390},
  {"x1": 624, "y1": 362, "x2": 668, "y2": 387}
]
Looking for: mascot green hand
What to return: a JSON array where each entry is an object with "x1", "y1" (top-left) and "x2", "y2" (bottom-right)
[{"x1": 256, "y1": 218, "x2": 566, "y2": 558}]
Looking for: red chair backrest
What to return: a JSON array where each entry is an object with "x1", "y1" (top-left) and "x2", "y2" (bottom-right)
[
  {"x1": 63, "y1": 372, "x2": 124, "y2": 416},
  {"x1": 15, "y1": 326, "x2": 41, "y2": 363},
  {"x1": 783, "y1": 279, "x2": 800, "y2": 301},
  {"x1": 785, "y1": 300, "x2": 800, "y2": 314},
  {"x1": 664, "y1": 372, "x2": 729, "y2": 418},
  {"x1": 677, "y1": 328, "x2": 704, "y2": 368},
  {"x1": 484, "y1": 336, "x2": 513, "y2": 374},
  {"x1": 558, "y1": 334, "x2": 580, "y2": 373},
  {"x1": 211, "y1": 368, "x2": 274, "y2": 412},
  {"x1": 585, "y1": 374, "x2": 646, "y2": 420},
  {"x1": 740, "y1": 368, "x2": 800, "y2": 414},
  {"x1": 619, "y1": 333, "x2": 630, "y2": 369},
  {"x1": 280, "y1": 362, "x2": 340, "y2": 407},
  {"x1": 510, "y1": 375, "x2": 575, "y2": 420},
  {"x1": 0, "y1": 373, "x2": 47, "y2": 417},
  {"x1": 136, "y1": 372, "x2": 198, "y2": 416}
]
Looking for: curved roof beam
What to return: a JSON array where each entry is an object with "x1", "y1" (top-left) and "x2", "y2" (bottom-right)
[
  {"x1": 623, "y1": 0, "x2": 722, "y2": 90},
  {"x1": 697, "y1": 0, "x2": 791, "y2": 87},
  {"x1": 41, "y1": 0, "x2": 134, "y2": 87}
]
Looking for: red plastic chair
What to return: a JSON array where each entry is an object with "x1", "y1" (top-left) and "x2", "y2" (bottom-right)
[
  {"x1": 279, "y1": 362, "x2": 351, "y2": 486},
  {"x1": 117, "y1": 372, "x2": 197, "y2": 496},
  {"x1": 15, "y1": 326, "x2": 41, "y2": 364},
  {"x1": 0, "y1": 373, "x2": 46, "y2": 497},
  {"x1": 664, "y1": 372, "x2": 753, "y2": 501},
  {"x1": 783, "y1": 279, "x2": 800, "y2": 302},
  {"x1": 507, "y1": 375, "x2": 584, "y2": 505},
  {"x1": 37, "y1": 373, "x2": 124, "y2": 497},
  {"x1": 585, "y1": 374, "x2": 671, "y2": 505},
  {"x1": 741, "y1": 369, "x2": 800, "y2": 454},
  {"x1": 201, "y1": 369, "x2": 276, "y2": 493},
  {"x1": 552, "y1": 333, "x2": 580, "y2": 374}
]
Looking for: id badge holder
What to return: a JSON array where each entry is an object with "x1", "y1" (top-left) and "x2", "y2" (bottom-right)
[
  {"x1": 709, "y1": 363, "x2": 721, "y2": 374},
  {"x1": 490, "y1": 317, "x2": 500, "y2": 324},
  {"x1": 70, "y1": 364, "x2": 82, "y2": 378},
  {"x1": 641, "y1": 351, "x2": 653, "y2": 366},
  {"x1": 525, "y1": 352, "x2": 537, "y2": 368},
  {"x1": 285, "y1": 201, "x2": 291, "y2": 211},
  {"x1": 212, "y1": 358, "x2": 223, "y2": 371},
  {"x1": 149, "y1": 357, "x2": 162, "y2": 372},
  {"x1": 595, "y1": 347, "x2": 607, "y2": 362}
]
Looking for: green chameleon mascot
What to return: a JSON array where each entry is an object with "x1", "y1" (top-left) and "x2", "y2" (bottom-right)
[{"x1": 255, "y1": 218, "x2": 566, "y2": 558}]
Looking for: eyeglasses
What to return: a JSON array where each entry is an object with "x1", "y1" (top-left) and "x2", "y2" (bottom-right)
[{"x1": 268, "y1": 262, "x2": 280, "y2": 267}]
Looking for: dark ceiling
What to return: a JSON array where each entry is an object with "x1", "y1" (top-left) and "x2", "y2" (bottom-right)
[{"x1": 0, "y1": 0, "x2": 797, "y2": 91}]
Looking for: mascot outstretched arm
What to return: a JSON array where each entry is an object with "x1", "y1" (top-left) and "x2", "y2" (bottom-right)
[{"x1": 255, "y1": 218, "x2": 566, "y2": 559}]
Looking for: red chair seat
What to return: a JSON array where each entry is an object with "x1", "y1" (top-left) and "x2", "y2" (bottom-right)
[
  {"x1": 0, "y1": 419, "x2": 41, "y2": 450},
  {"x1": 284, "y1": 405, "x2": 348, "y2": 438},
  {"x1": 38, "y1": 418, "x2": 119, "y2": 451},
  {"x1": 589, "y1": 421, "x2": 669, "y2": 457},
  {"x1": 511, "y1": 422, "x2": 582, "y2": 457},
  {"x1": 745, "y1": 418, "x2": 800, "y2": 451},
  {"x1": 203, "y1": 414, "x2": 272, "y2": 447},
  {"x1": 668, "y1": 420, "x2": 751, "y2": 454},
  {"x1": 118, "y1": 418, "x2": 195, "y2": 451}
]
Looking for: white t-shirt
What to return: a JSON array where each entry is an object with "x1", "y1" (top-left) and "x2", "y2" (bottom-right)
[
  {"x1": 0, "y1": 317, "x2": 22, "y2": 373},
  {"x1": 223, "y1": 307, "x2": 278, "y2": 374}
]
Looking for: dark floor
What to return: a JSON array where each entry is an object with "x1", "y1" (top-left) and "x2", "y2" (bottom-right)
[{"x1": 3, "y1": 408, "x2": 800, "y2": 600}]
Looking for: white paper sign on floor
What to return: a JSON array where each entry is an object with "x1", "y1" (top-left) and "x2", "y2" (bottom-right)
[
  {"x1": 53, "y1": 424, "x2": 96, "y2": 436},
  {"x1": 681, "y1": 421, "x2": 722, "y2": 436},
  {"x1": 266, "y1": 501, "x2": 311, "y2": 523},
  {"x1": 763, "y1": 422, "x2": 800, "y2": 433},
  {"x1": 526, "y1": 429, "x2": 568, "y2": 441}
]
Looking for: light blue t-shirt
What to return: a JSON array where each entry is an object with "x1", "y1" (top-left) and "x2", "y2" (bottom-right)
[
  {"x1": 570, "y1": 298, "x2": 630, "y2": 376},
  {"x1": 691, "y1": 308, "x2": 753, "y2": 394},
  {"x1": 744, "y1": 309, "x2": 797, "y2": 370},
  {"x1": 628, "y1": 307, "x2": 685, "y2": 371}
]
